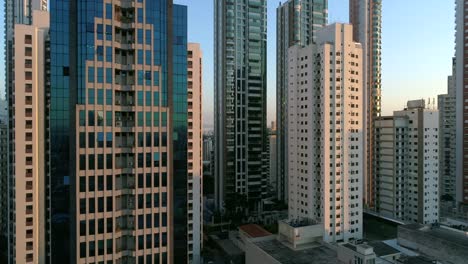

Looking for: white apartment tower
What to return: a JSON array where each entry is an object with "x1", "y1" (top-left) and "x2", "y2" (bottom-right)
[
  {"x1": 9, "y1": 10, "x2": 49, "y2": 264},
  {"x1": 375, "y1": 100, "x2": 439, "y2": 224},
  {"x1": 187, "y1": 43, "x2": 203, "y2": 263},
  {"x1": 287, "y1": 23, "x2": 364, "y2": 243}
]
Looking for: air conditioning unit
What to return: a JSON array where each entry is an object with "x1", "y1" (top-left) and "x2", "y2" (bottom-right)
[
  {"x1": 116, "y1": 121, "x2": 122, "y2": 127},
  {"x1": 116, "y1": 99, "x2": 121, "y2": 105}
]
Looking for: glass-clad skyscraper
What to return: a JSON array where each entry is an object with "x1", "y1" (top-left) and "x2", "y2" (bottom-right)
[
  {"x1": 276, "y1": 0, "x2": 328, "y2": 203},
  {"x1": 214, "y1": 0, "x2": 268, "y2": 211},
  {"x1": 349, "y1": 0, "x2": 382, "y2": 209},
  {"x1": 49, "y1": 0, "x2": 188, "y2": 263}
]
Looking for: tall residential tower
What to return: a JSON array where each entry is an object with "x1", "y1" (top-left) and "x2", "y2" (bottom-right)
[
  {"x1": 276, "y1": 0, "x2": 328, "y2": 203},
  {"x1": 214, "y1": 0, "x2": 268, "y2": 211},
  {"x1": 187, "y1": 43, "x2": 203, "y2": 263},
  {"x1": 4, "y1": 0, "x2": 48, "y2": 262},
  {"x1": 287, "y1": 23, "x2": 364, "y2": 243},
  {"x1": 349, "y1": 0, "x2": 382, "y2": 209},
  {"x1": 456, "y1": 0, "x2": 468, "y2": 205}
]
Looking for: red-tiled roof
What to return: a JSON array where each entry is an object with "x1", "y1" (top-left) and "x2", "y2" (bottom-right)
[{"x1": 239, "y1": 224, "x2": 272, "y2": 238}]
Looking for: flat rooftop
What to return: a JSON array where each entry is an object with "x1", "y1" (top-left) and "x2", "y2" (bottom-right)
[
  {"x1": 400, "y1": 224, "x2": 468, "y2": 247},
  {"x1": 239, "y1": 224, "x2": 272, "y2": 238},
  {"x1": 368, "y1": 241, "x2": 400, "y2": 257},
  {"x1": 254, "y1": 239, "x2": 338, "y2": 264}
]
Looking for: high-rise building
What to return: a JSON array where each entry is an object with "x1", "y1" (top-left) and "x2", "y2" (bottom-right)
[
  {"x1": 187, "y1": 43, "x2": 203, "y2": 263},
  {"x1": 276, "y1": 0, "x2": 328, "y2": 203},
  {"x1": 456, "y1": 0, "x2": 468, "y2": 205},
  {"x1": 6, "y1": 9, "x2": 49, "y2": 264},
  {"x1": 349, "y1": 0, "x2": 382, "y2": 209},
  {"x1": 49, "y1": 0, "x2": 188, "y2": 263},
  {"x1": 375, "y1": 100, "x2": 439, "y2": 224},
  {"x1": 0, "y1": 120, "x2": 7, "y2": 250},
  {"x1": 214, "y1": 0, "x2": 268, "y2": 211},
  {"x1": 287, "y1": 23, "x2": 363, "y2": 243},
  {"x1": 269, "y1": 123, "x2": 277, "y2": 194},
  {"x1": 438, "y1": 58, "x2": 457, "y2": 206}
]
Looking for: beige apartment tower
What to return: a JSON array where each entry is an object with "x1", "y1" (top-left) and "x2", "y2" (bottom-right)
[
  {"x1": 187, "y1": 43, "x2": 203, "y2": 263},
  {"x1": 9, "y1": 10, "x2": 49, "y2": 264}
]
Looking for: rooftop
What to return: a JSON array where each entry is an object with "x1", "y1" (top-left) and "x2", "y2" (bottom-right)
[
  {"x1": 254, "y1": 239, "x2": 338, "y2": 264},
  {"x1": 397, "y1": 256, "x2": 438, "y2": 264},
  {"x1": 400, "y1": 224, "x2": 468, "y2": 247},
  {"x1": 239, "y1": 224, "x2": 272, "y2": 238},
  {"x1": 368, "y1": 241, "x2": 400, "y2": 257}
]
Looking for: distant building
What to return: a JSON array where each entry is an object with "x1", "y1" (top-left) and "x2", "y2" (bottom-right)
[
  {"x1": 375, "y1": 100, "x2": 439, "y2": 224},
  {"x1": 286, "y1": 23, "x2": 364, "y2": 243},
  {"x1": 349, "y1": 0, "x2": 383, "y2": 209},
  {"x1": 214, "y1": 0, "x2": 268, "y2": 211},
  {"x1": 438, "y1": 58, "x2": 457, "y2": 210},
  {"x1": 269, "y1": 128, "x2": 277, "y2": 195},
  {"x1": 276, "y1": 0, "x2": 328, "y2": 204}
]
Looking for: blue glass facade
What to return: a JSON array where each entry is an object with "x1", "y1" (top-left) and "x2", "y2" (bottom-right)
[
  {"x1": 49, "y1": 0, "x2": 72, "y2": 262},
  {"x1": 49, "y1": 0, "x2": 187, "y2": 262}
]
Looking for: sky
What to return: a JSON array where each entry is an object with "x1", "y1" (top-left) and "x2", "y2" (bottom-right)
[
  {"x1": 0, "y1": 1, "x2": 455, "y2": 132},
  {"x1": 176, "y1": 0, "x2": 454, "y2": 131}
]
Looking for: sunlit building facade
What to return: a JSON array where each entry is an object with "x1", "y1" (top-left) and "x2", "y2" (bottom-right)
[{"x1": 49, "y1": 0, "x2": 188, "y2": 263}]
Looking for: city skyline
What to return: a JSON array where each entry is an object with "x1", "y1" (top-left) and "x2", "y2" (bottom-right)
[
  {"x1": 173, "y1": 0, "x2": 453, "y2": 131},
  {"x1": 0, "y1": 0, "x2": 466, "y2": 263},
  {"x1": 0, "y1": 1, "x2": 456, "y2": 131}
]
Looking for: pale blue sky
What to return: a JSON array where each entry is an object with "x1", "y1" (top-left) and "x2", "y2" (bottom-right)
[
  {"x1": 176, "y1": 0, "x2": 454, "y2": 131},
  {"x1": 0, "y1": 1, "x2": 455, "y2": 131}
]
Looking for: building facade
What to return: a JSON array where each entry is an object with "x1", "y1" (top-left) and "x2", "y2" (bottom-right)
[
  {"x1": 375, "y1": 100, "x2": 439, "y2": 224},
  {"x1": 49, "y1": 0, "x2": 188, "y2": 263},
  {"x1": 438, "y1": 58, "x2": 456, "y2": 205},
  {"x1": 214, "y1": 0, "x2": 268, "y2": 211},
  {"x1": 0, "y1": 121, "x2": 6, "y2": 239},
  {"x1": 349, "y1": 0, "x2": 382, "y2": 209},
  {"x1": 456, "y1": 0, "x2": 468, "y2": 205},
  {"x1": 276, "y1": 0, "x2": 328, "y2": 203},
  {"x1": 269, "y1": 125, "x2": 277, "y2": 194},
  {"x1": 6, "y1": 10, "x2": 49, "y2": 264},
  {"x1": 287, "y1": 23, "x2": 363, "y2": 243},
  {"x1": 187, "y1": 43, "x2": 203, "y2": 263}
]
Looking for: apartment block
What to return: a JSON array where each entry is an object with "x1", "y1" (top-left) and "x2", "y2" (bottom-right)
[
  {"x1": 287, "y1": 23, "x2": 363, "y2": 243},
  {"x1": 8, "y1": 10, "x2": 49, "y2": 264},
  {"x1": 375, "y1": 100, "x2": 439, "y2": 224},
  {"x1": 276, "y1": 0, "x2": 328, "y2": 203},
  {"x1": 187, "y1": 43, "x2": 203, "y2": 263},
  {"x1": 349, "y1": 0, "x2": 382, "y2": 209}
]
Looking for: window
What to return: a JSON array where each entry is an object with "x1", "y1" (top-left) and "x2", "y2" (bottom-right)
[
  {"x1": 25, "y1": 71, "x2": 32, "y2": 80},
  {"x1": 88, "y1": 67, "x2": 95, "y2": 82},
  {"x1": 25, "y1": 34, "x2": 32, "y2": 44},
  {"x1": 106, "y1": 111, "x2": 112, "y2": 126},
  {"x1": 106, "y1": 68, "x2": 113, "y2": 84}
]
